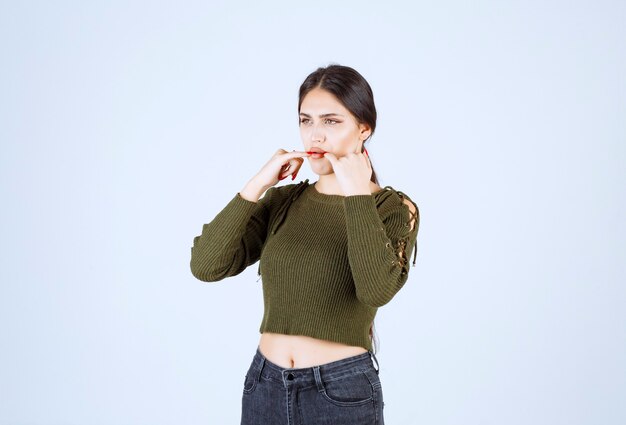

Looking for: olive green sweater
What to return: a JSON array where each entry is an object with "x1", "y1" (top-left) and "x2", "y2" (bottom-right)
[{"x1": 190, "y1": 179, "x2": 419, "y2": 351}]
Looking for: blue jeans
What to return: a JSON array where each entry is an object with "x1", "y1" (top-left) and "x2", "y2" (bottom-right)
[{"x1": 240, "y1": 346, "x2": 385, "y2": 424}]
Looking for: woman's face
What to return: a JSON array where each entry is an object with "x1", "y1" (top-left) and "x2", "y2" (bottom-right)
[{"x1": 299, "y1": 87, "x2": 371, "y2": 175}]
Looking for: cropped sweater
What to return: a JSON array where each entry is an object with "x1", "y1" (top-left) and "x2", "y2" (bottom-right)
[{"x1": 189, "y1": 179, "x2": 420, "y2": 351}]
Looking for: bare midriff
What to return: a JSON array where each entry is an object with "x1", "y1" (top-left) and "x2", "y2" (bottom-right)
[{"x1": 258, "y1": 332, "x2": 368, "y2": 369}]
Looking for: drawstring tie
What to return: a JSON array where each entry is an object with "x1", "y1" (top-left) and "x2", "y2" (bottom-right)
[{"x1": 269, "y1": 179, "x2": 310, "y2": 235}]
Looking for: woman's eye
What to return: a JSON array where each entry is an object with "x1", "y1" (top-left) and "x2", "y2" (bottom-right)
[{"x1": 299, "y1": 118, "x2": 339, "y2": 125}]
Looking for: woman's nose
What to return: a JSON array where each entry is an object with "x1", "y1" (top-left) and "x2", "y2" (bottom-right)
[{"x1": 310, "y1": 123, "x2": 325, "y2": 142}]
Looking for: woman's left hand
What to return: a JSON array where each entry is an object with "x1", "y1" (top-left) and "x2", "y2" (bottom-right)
[{"x1": 324, "y1": 148, "x2": 372, "y2": 196}]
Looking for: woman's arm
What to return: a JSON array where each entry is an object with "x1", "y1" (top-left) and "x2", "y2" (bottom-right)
[
  {"x1": 343, "y1": 191, "x2": 420, "y2": 307},
  {"x1": 190, "y1": 149, "x2": 310, "y2": 282},
  {"x1": 190, "y1": 187, "x2": 277, "y2": 282}
]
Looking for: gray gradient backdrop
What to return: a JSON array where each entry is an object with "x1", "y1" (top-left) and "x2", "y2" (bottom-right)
[{"x1": 1, "y1": 1, "x2": 624, "y2": 424}]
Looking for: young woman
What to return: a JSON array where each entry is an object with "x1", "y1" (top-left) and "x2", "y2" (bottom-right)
[{"x1": 190, "y1": 64, "x2": 419, "y2": 425}]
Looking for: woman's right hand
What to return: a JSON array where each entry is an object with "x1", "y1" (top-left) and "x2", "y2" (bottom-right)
[
  {"x1": 255, "y1": 148, "x2": 310, "y2": 187},
  {"x1": 240, "y1": 149, "x2": 310, "y2": 202}
]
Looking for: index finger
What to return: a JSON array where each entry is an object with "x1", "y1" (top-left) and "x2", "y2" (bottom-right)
[{"x1": 283, "y1": 150, "x2": 311, "y2": 158}]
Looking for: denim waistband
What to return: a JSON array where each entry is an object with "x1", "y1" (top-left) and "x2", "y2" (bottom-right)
[{"x1": 248, "y1": 346, "x2": 380, "y2": 390}]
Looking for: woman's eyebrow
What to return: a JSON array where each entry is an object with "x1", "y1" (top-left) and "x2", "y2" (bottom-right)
[{"x1": 299, "y1": 112, "x2": 345, "y2": 118}]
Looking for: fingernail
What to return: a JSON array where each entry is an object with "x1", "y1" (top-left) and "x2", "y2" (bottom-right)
[{"x1": 364, "y1": 147, "x2": 369, "y2": 156}]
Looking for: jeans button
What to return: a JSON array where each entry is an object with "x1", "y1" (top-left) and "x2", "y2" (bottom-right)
[{"x1": 287, "y1": 373, "x2": 294, "y2": 380}]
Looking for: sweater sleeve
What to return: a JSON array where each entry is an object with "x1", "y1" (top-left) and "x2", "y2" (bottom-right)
[
  {"x1": 343, "y1": 192, "x2": 420, "y2": 307},
  {"x1": 190, "y1": 187, "x2": 277, "y2": 282}
]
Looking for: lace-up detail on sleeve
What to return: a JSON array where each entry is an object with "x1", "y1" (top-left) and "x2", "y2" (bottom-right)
[
  {"x1": 394, "y1": 188, "x2": 420, "y2": 267},
  {"x1": 379, "y1": 187, "x2": 420, "y2": 270},
  {"x1": 343, "y1": 186, "x2": 420, "y2": 307}
]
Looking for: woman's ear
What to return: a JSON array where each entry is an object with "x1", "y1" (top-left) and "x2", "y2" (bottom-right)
[{"x1": 359, "y1": 122, "x2": 372, "y2": 141}]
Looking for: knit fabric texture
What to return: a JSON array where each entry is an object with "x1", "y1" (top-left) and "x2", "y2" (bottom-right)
[{"x1": 190, "y1": 178, "x2": 420, "y2": 351}]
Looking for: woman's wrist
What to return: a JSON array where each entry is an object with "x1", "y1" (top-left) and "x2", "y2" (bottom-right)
[{"x1": 240, "y1": 180, "x2": 271, "y2": 202}]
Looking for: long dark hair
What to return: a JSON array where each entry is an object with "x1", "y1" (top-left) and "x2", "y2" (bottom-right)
[{"x1": 298, "y1": 64, "x2": 381, "y2": 354}]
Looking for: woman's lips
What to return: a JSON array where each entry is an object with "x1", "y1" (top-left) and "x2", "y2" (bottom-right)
[{"x1": 306, "y1": 151, "x2": 326, "y2": 159}]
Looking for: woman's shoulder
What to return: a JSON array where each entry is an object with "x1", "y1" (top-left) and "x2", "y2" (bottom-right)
[
  {"x1": 261, "y1": 179, "x2": 311, "y2": 207},
  {"x1": 373, "y1": 185, "x2": 419, "y2": 232},
  {"x1": 271, "y1": 179, "x2": 310, "y2": 197},
  {"x1": 373, "y1": 184, "x2": 417, "y2": 205}
]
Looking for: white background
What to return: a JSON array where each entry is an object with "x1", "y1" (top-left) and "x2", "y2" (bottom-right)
[{"x1": 1, "y1": 1, "x2": 624, "y2": 424}]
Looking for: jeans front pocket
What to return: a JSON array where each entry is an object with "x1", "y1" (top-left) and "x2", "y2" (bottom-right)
[
  {"x1": 361, "y1": 366, "x2": 383, "y2": 390},
  {"x1": 320, "y1": 369, "x2": 374, "y2": 407},
  {"x1": 242, "y1": 373, "x2": 258, "y2": 394}
]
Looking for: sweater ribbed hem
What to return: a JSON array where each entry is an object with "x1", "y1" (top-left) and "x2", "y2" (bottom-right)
[{"x1": 259, "y1": 322, "x2": 373, "y2": 352}]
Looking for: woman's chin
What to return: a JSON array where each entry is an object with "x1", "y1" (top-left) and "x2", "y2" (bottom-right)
[{"x1": 309, "y1": 162, "x2": 333, "y2": 175}]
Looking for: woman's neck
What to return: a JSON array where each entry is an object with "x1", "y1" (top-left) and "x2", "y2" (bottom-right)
[{"x1": 314, "y1": 174, "x2": 380, "y2": 195}]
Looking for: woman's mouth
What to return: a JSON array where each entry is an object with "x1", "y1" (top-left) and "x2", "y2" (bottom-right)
[{"x1": 306, "y1": 151, "x2": 326, "y2": 159}]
